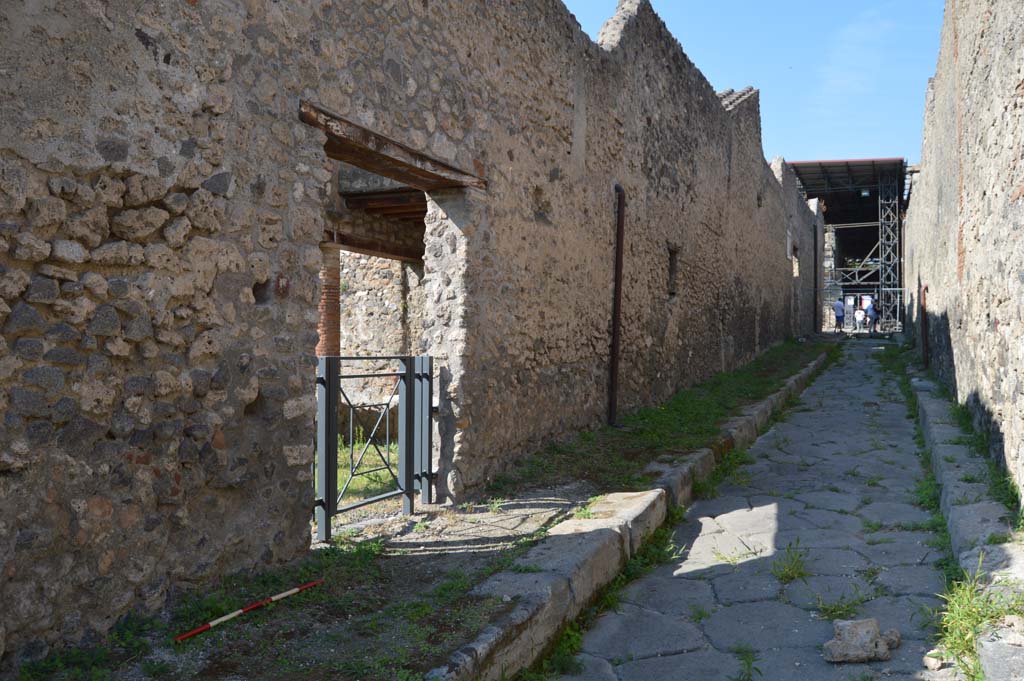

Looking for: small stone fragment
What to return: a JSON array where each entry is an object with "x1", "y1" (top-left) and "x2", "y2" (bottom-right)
[
  {"x1": 23, "y1": 366, "x2": 65, "y2": 391},
  {"x1": 923, "y1": 649, "x2": 947, "y2": 670},
  {"x1": 163, "y1": 216, "x2": 191, "y2": 248},
  {"x1": 47, "y1": 176, "x2": 77, "y2": 199},
  {"x1": 11, "y1": 232, "x2": 51, "y2": 262},
  {"x1": 1001, "y1": 615, "x2": 1024, "y2": 647},
  {"x1": 87, "y1": 305, "x2": 121, "y2": 337},
  {"x1": 37, "y1": 264, "x2": 78, "y2": 281},
  {"x1": 26, "y1": 196, "x2": 66, "y2": 230},
  {"x1": 81, "y1": 272, "x2": 108, "y2": 298},
  {"x1": 144, "y1": 243, "x2": 178, "y2": 269},
  {"x1": 123, "y1": 314, "x2": 153, "y2": 342},
  {"x1": 105, "y1": 336, "x2": 132, "y2": 357},
  {"x1": 0, "y1": 269, "x2": 31, "y2": 298},
  {"x1": 50, "y1": 240, "x2": 90, "y2": 264},
  {"x1": 162, "y1": 192, "x2": 189, "y2": 216},
  {"x1": 111, "y1": 207, "x2": 170, "y2": 241},
  {"x1": 9, "y1": 387, "x2": 49, "y2": 417},
  {"x1": 13, "y1": 338, "x2": 44, "y2": 360},
  {"x1": 186, "y1": 188, "x2": 223, "y2": 232},
  {"x1": 203, "y1": 84, "x2": 232, "y2": 114},
  {"x1": 44, "y1": 346, "x2": 86, "y2": 366},
  {"x1": 201, "y1": 172, "x2": 233, "y2": 196},
  {"x1": 822, "y1": 618, "x2": 900, "y2": 663},
  {"x1": 24, "y1": 277, "x2": 60, "y2": 304},
  {"x1": 91, "y1": 241, "x2": 145, "y2": 266},
  {"x1": 4, "y1": 302, "x2": 46, "y2": 335},
  {"x1": 93, "y1": 176, "x2": 126, "y2": 207},
  {"x1": 64, "y1": 207, "x2": 109, "y2": 248},
  {"x1": 124, "y1": 174, "x2": 166, "y2": 207}
]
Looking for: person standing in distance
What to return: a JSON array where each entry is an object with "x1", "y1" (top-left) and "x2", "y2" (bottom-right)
[{"x1": 832, "y1": 297, "x2": 845, "y2": 334}]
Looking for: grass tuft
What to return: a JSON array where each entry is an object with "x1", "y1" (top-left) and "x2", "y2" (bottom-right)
[
  {"x1": 935, "y1": 558, "x2": 1024, "y2": 681},
  {"x1": 771, "y1": 540, "x2": 810, "y2": 584},
  {"x1": 728, "y1": 644, "x2": 763, "y2": 681}
]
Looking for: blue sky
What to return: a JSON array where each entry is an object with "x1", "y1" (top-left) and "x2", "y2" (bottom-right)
[{"x1": 562, "y1": 0, "x2": 944, "y2": 163}]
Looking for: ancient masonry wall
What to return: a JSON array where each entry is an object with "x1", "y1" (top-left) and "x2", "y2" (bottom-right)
[
  {"x1": 904, "y1": 0, "x2": 1024, "y2": 493},
  {"x1": 0, "y1": 0, "x2": 818, "y2": 662}
]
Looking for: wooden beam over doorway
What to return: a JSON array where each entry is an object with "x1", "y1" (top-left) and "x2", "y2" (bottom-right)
[
  {"x1": 299, "y1": 100, "x2": 486, "y2": 192},
  {"x1": 321, "y1": 228, "x2": 424, "y2": 263}
]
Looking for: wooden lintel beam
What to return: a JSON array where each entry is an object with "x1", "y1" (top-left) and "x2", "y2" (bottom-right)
[
  {"x1": 321, "y1": 229, "x2": 424, "y2": 263},
  {"x1": 343, "y1": 189, "x2": 427, "y2": 211},
  {"x1": 362, "y1": 205, "x2": 428, "y2": 218},
  {"x1": 300, "y1": 100, "x2": 486, "y2": 192}
]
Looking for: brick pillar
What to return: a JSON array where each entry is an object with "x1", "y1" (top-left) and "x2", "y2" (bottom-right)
[{"x1": 316, "y1": 245, "x2": 341, "y2": 356}]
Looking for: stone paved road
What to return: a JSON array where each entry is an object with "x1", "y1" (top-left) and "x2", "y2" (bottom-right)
[{"x1": 563, "y1": 342, "x2": 956, "y2": 681}]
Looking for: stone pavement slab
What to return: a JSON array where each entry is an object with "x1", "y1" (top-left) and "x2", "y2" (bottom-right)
[
  {"x1": 711, "y1": 570, "x2": 780, "y2": 604},
  {"x1": 703, "y1": 601, "x2": 833, "y2": 649},
  {"x1": 613, "y1": 649, "x2": 741, "y2": 681},
  {"x1": 859, "y1": 501, "x2": 933, "y2": 528},
  {"x1": 556, "y1": 653, "x2": 616, "y2": 681},
  {"x1": 876, "y1": 565, "x2": 947, "y2": 597},
  {"x1": 784, "y1": 575, "x2": 873, "y2": 609},
  {"x1": 619, "y1": 576, "x2": 716, "y2": 617},
  {"x1": 580, "y1": 603, "x2": 705, "y2": 660}
]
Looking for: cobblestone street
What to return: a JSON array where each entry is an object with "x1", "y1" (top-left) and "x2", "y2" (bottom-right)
[{"x1": 567, "y1": 342, "x2": 954, "y2": 681}]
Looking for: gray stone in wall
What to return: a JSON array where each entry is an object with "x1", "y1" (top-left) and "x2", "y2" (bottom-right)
[
  {"x1": 86, "y1": 305, "x2": 121, "y2": 337},
  {"x1": 4, "y1": 302, "x2": 46, "y2": 334}
]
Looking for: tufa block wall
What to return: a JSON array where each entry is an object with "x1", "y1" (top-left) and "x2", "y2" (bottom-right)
[
  {"x1": 904, "y1": 0, "x2": 1024, "y2": 495},
  {"x1": 0, "y1": 0, "x2": 819, "y2": 662}
]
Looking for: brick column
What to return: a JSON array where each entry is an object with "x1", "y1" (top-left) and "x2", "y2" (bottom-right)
[{"x1": 316, "y1": 245, "x2": 341, "y2": 356}]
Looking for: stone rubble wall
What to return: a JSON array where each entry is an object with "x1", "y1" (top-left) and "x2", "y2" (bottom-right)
[
  {"x1": 0, "y1": 0, "x2": 818, "y2": 662},
  {"x1": 904, "y1": 0, "x2": 1024, "y2": 494},
  {"x1": 445, "y1": 1, "x2": 822, "y2": 496}
]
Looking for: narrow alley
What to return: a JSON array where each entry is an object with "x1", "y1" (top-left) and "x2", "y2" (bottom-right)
[{"x1": 569, "y1": 342, "x2": 952, "y2": 680}]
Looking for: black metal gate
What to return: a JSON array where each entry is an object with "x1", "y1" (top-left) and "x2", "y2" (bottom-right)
[{"x1": 314, "y1": 355, "x2": 433, "y2": 542}]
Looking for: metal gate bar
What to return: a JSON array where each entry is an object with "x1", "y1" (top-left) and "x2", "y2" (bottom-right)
[{"x1": 314, "y1": 355, "x2": 433, "y2": 542}]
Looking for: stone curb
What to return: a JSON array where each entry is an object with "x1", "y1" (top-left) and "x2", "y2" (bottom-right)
[
  {"x1": 911, "y1": 376, "x2": 1024, "y2": 675},
  {"x1": 426, "y1": 350, "x2": 829, "y2": 681},
  {"x1": 913, "y1": 387, "x2": 1021, "y2": 569}
]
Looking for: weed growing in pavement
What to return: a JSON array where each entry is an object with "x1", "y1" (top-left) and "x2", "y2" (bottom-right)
[
  {"x1": 914, "y1": 471, "x2": 941, "y2": 510},
  {"x1": 934, "y1": 557, "x2": 1024, "y2": 681},
  {"x1": 728, "y1": 644, "x2": 763, "y2": 681},
  {"x1": 816, "y1": 589, "x2": 869, "y2": 620},
  {"x1": 690, "y1": 605, "x2": 712, "y2": 622},
  {"x1": 861, "y1": 519, "x2": 884, "y2": 533},
  {"x1": 771, "y1": 540, "x2": 810, "y2": 584}
]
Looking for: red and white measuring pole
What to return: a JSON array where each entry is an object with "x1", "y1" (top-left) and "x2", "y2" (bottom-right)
[{"x1": 173, "y1": 578, "x2": 325, "y2": 643}]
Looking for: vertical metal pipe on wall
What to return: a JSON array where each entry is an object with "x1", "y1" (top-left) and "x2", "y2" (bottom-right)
[{"x1": 608, "y1": 185, "x2": 625, "y2": 425}]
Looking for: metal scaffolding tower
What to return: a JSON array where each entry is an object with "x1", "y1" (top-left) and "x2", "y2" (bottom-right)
[{"x1": 878, "y1": 172, "x2": 901, "y2": 331}]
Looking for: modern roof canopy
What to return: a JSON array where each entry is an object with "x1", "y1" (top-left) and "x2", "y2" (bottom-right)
[
  {"x1": 788, "y1": 158, "x2": 905, "y2": 197},
  {"x1": 788, "y1": 158, "x2": 906, "y2": 226}
]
